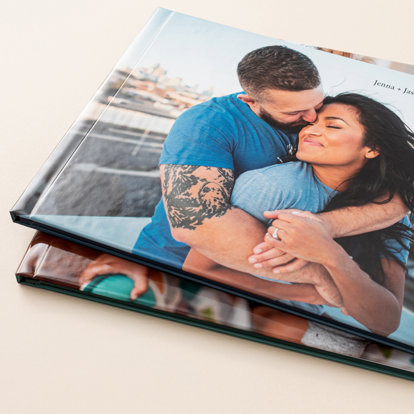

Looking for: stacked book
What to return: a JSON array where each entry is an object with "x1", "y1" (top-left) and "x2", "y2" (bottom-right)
[{"x1": 11, "y1": 8, "x2": 414, "y2": 380}]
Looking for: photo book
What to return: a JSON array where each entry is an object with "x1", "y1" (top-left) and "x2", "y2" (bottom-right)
[
  {"x1": 11, "y1": 8, "x2": 414, "y2": 353},
  {"x1": 16, "y1": 232, "x2": 414, "y2": 381}
]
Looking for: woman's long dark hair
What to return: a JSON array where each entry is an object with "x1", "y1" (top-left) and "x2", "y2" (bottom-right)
[{"x1": 320, "y1": 93, "x2": 414, "y2": 284}]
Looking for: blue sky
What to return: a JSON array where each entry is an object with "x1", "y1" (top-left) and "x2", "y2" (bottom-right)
[
  {"x1": 124, "y1": 9, "x2": 288, "y2": 95},
  {"x1": 118, "y1": 9, "x2": 414, "y2": 127}
]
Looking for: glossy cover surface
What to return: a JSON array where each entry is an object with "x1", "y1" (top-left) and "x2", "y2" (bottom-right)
[{"x1": 11, "y1": 9, "x2": 414, "y2": 351}]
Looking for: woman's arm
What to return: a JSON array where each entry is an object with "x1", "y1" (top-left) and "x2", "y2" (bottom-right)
[
  {"x1": 323, "y1": 252, "x2": 404, "y2": 336},
  {"x1": 262, "y1": 213, "x2": 405, "y2": 335},
  {"x1": 183, "y1": 249, "x2": 332, "y2": 305}
]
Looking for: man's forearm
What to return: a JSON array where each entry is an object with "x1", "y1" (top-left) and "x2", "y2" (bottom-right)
[
  {"x1": 183, "y1": 249, "x2": 328, "y2": 305},
  {"x1": 176, "y1": 206, "x2": 338, "y2": 301},
  {"x1": 173, "y1": 204, "x2": 334, "y2": 288},
  {"x1": 319, "y1": 194, "x2": 407, "y2": 238},
  {"x1": 173, "y1": 206, "x2": 267, "y2": 274},
  {"x1": 161, "y1": 163, "x2": 272, "y2": 272},
  {"x1": 162, "y1": 163, "x2": 308, "y2": 275}
]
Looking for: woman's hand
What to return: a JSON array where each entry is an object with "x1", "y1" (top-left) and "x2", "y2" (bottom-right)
[
  {"x1": 248, "y1": 243, "x2": 308, "y2": 273},
  {"x1": 263, "y1": 210, "x2": 337, "y2": 266},
  {"x1": 248, "y1": 210, "x2": 311, "y2": 273},
  {"x1": 79, "y1": 254, "x2": 149, "y2": 300}
]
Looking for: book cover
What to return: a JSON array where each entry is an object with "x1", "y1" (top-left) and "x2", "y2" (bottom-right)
[
  {"x1": 16, "y1": 232, "x2": 414, "y2": 381},
  {"x1": 11, "y1": 8, "x2": 414, "y2": 352}
]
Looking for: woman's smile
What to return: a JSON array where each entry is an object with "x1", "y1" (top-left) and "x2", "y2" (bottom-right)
[{"x1": 302, "y1": 137, "x2": 324, "y2": 147}]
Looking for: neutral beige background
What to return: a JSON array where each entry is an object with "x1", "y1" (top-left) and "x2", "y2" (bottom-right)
[{"x1": 1, "y1": 1, "x2": 414, "y2": 413}]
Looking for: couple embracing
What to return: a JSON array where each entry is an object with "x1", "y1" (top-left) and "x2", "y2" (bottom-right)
[{"x1": 82, "y1": 45, "x2": 414, "y2": 342}]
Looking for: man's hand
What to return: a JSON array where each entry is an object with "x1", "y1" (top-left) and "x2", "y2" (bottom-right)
[{"x1": 79, "y1": 254, "x2": 149, "y2": 300}]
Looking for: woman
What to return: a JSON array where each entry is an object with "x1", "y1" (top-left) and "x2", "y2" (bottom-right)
[{"x1": 183, "y1": 93, "x2": 414, "y2": 337}]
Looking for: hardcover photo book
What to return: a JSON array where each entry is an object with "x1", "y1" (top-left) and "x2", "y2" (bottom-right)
[
  {"x1": 11, "y1": 9, "x2": 414, "y2": 352},
  {"x1": 16, "y1": 232, "x2": 414, "y2": 381}
]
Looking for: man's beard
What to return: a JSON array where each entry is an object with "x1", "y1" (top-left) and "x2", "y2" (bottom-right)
[{"x1": 258, "y1": 107, "x2": 307, "y2": 134}]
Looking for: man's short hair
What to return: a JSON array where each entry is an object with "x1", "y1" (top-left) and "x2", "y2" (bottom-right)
[{"x1": 237, "y1": 45, "x2": 321, "y2": 100}]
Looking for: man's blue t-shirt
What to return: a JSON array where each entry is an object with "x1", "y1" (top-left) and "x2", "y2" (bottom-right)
[{"x1": 133, "y1": 93, "x2": 297, "y2": 267}]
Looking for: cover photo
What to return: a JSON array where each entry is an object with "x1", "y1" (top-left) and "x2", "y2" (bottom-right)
[
  {"x1": 16, "y1": 232, "x2": 414, "y2": 381},
  {"x1": 11, "y1": 9, "x2": 414, "y2": 351}
]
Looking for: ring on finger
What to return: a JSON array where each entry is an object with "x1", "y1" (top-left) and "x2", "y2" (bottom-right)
[{"x1": 272, "y1": 227, "x2": 281, "y2": 240}]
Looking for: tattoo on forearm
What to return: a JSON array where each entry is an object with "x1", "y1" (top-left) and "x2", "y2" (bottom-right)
[{"x1": 162, "y1": 164, "x2": 234, "y2": 230}]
